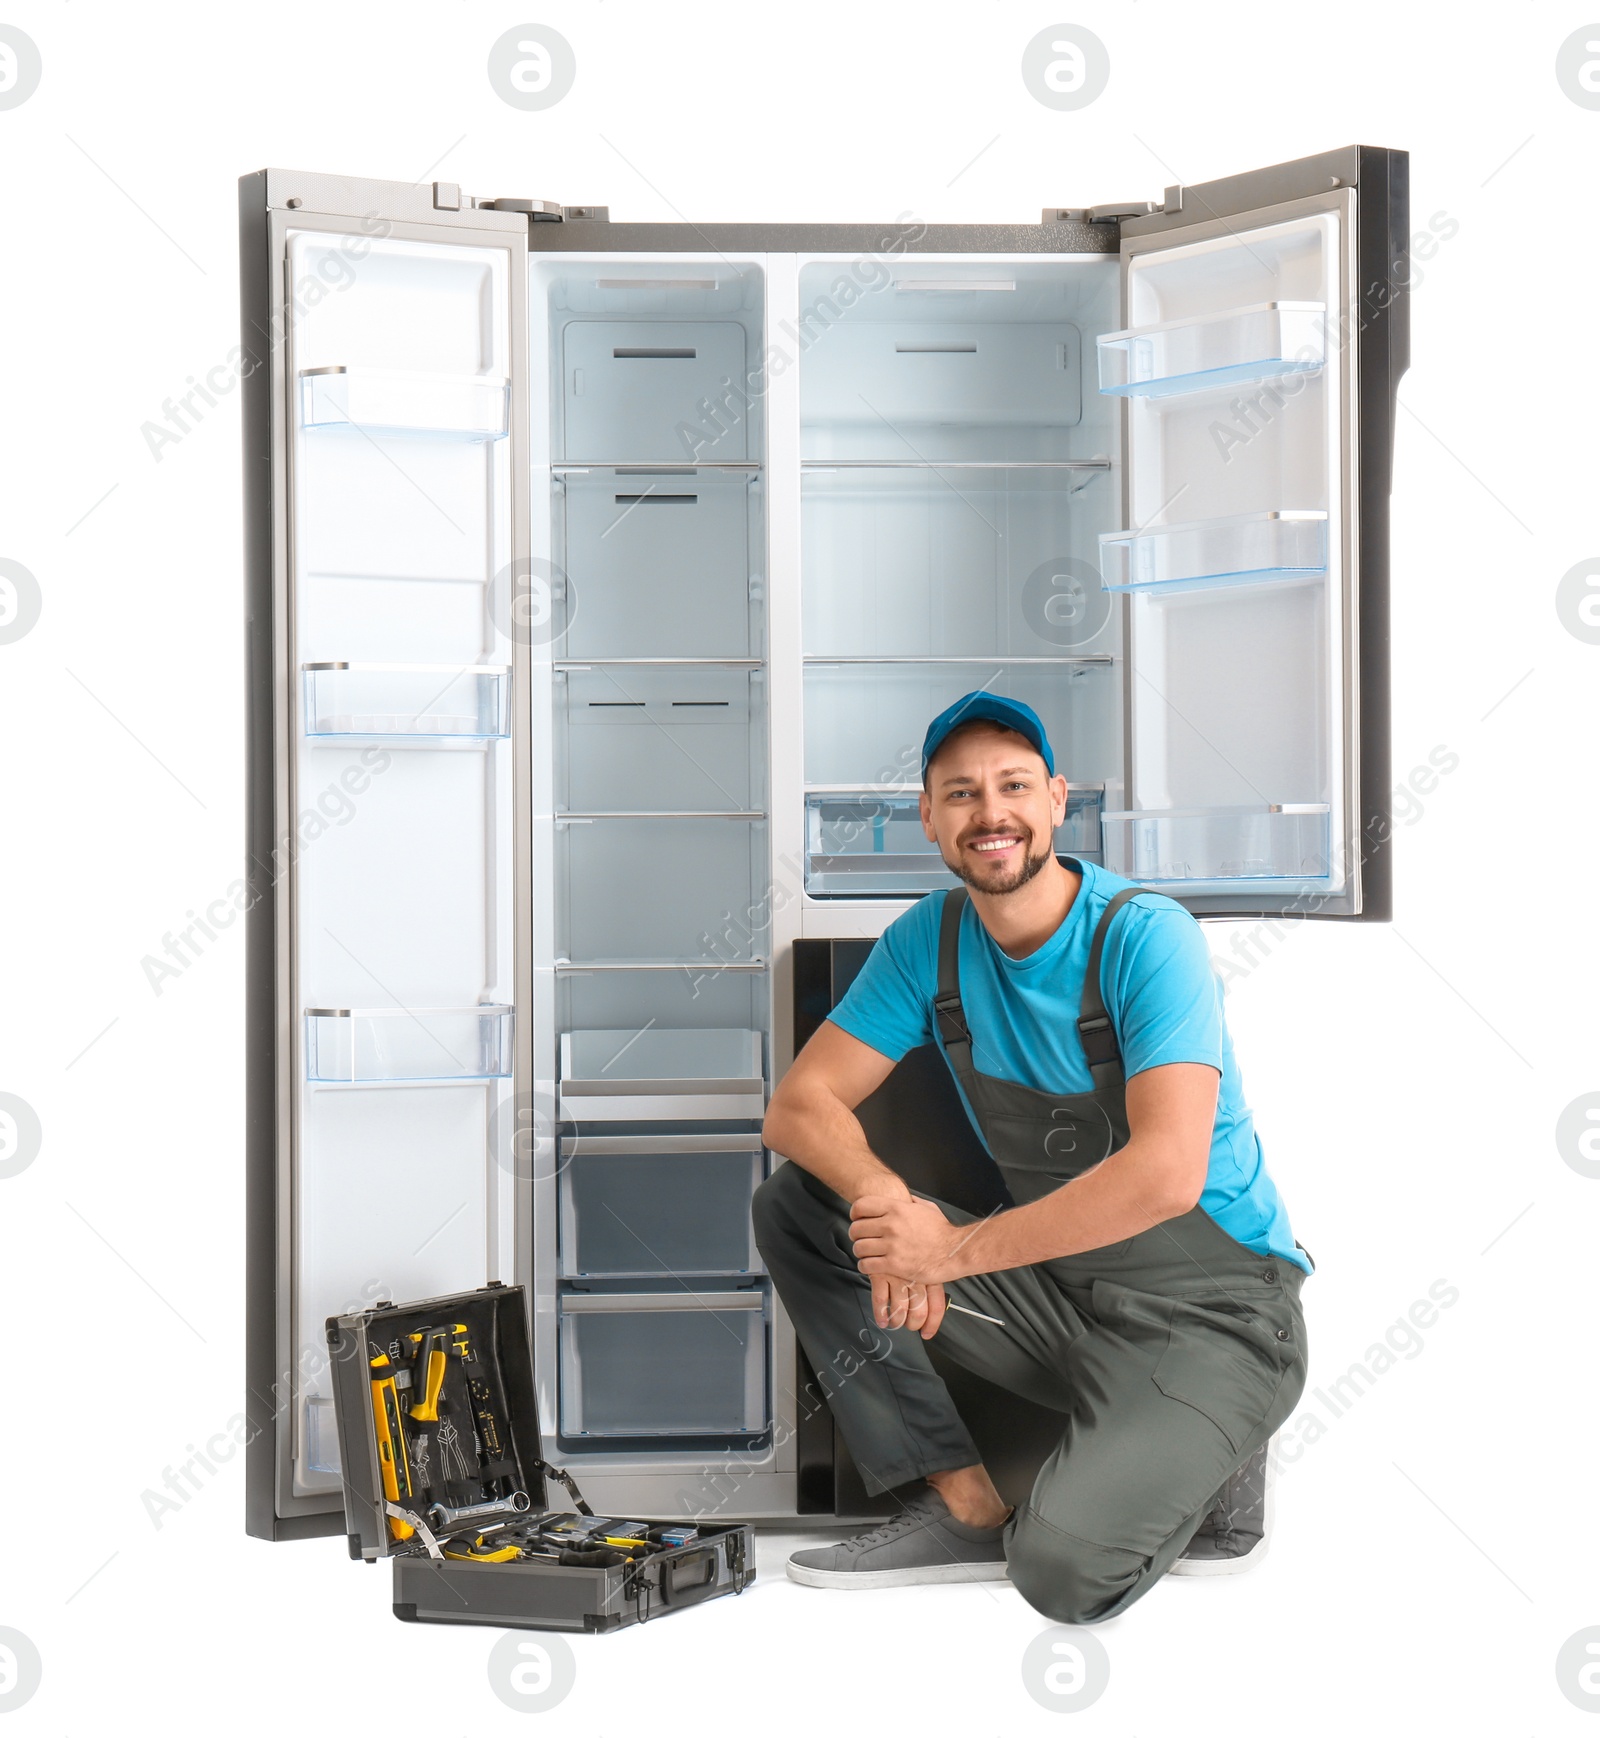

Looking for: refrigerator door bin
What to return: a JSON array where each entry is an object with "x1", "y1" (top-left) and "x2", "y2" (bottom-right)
[
  {"x1": 555, "y1": 664, "x2": 764, "y2": 814},
  {"x1": 560, "y1": 321, "x2": 749, "y2": 461},
  {"x1": 558, "y1": 1027, "x2": 764, "y2": 1121},
  {"x1": 1096, "y1": 302, "x2": 1326, "y2": 399},
  {"x1": 802, "y1": 464, "x2": 1114, "y2": 661},
  {"x1": 557, "y1": 1291, "x2": 769, "y2": 1439},
  {"x1": 558, "y1": 1135, "x2": 767, "y2": 1278},
  {"x1": 555, "y1": 467, "x2": 761, "y2": 660},
  {"x1": 305, "y1": 1006, "x2": 514, "y2": 1084},
  {"x1": 1099, "y1": 510, "x2": 1328, "y2": 594},
  {"x1": 803, "y1": 785, "x2": 1104, "y2": 896},
  {"x1": 556, "y1": 816, "x2": 768, "y2": 966},
  {"x1": 1100, "y1": 804, "x2": 1331, "y2": 882},
  {"x1": 299, "y1": 367, "x2": 510, "y2": 439},
  {"x1": 302, "y1": 662, "x2": 511, "y2": 738}
]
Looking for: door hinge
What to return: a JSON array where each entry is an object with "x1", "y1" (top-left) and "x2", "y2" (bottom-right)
[
  {"x1": 478, "y1": 196, "x2": 565, "y2": 220},
  {"x1": 1043, "y1": 186, "x2": 1183, "y2": 225}
]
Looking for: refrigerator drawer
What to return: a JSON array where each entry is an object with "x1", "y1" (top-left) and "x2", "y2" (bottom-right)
[
  {"x1": 558, "y1": 1135, "x2": 767, "y2": 1279},
  {"x1": 559, "y1": 1027, "x2": 764, "y2": 1121},
  {"x1": 555, "y1": 665, "x2": 763, "y2": 814},
  {"x1": 803, "y1": 787, "x2": 1104, "y2": 896},
  {"x1": 557, "y1": 1291, "x2": 769, "y2": 1439},
  {"x1": 560, "y1": 321, "x2": 748, "y2": 461},
  {"x1": 556, "y1": 469, "x2": 759, "y2": 660},
  {"x1": 556, "y1": 817, "x2": 767, "y2": 965}
]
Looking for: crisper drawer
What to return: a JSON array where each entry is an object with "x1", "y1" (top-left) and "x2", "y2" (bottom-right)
[
  {"x1": 558, "y1": 1291, "x2": 769, "y2": 1439},
  {"x1": 560, "y1": 321, "x2": 748, "y2": 461},
  {"x1": 558, "y1": 1135, "x2": 766, "y2": 1279},
  {"x1": 559, "y1": 1027, "x2": 764, "y2": 1121}
]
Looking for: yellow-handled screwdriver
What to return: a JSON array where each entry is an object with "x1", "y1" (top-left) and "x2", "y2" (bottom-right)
[{"x1": 368, "y1": 1354, "x2": 414, "y2": 1541}]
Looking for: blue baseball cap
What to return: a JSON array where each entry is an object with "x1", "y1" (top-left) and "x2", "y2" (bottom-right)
[{"x1": 921, "y1": 690, "x2": 1056, "y2": 780}]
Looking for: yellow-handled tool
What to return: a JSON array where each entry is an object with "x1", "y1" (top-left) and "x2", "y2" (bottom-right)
[
  {"x1": 442, "y1": 1533, "x2": 521, "y2": 1564},
  {"x1": 406, "y1": 1323, "x2": 468, "y2": 1423},
  {"x1": 369, "y1": 1353, "x2": 414, "y2": 1541}
]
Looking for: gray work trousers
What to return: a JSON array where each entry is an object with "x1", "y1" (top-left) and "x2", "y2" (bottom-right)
[{"x1": 752, "y1": 1159, "x2": 1310, "y2": 1623}]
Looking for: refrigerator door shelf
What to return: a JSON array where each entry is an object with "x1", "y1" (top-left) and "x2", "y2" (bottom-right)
[
  {"x1": 558, "y1": 1135, "x2": 767, "y2": 1279},
  {"x1": 1099, "y1": 510, "x2": 1328, "y2": 595},
  {"x1": 803, "y1": 786, "x2": 1105, "y2": 896},
  {"x1": 1100, "y1": 804, "x2": 1331, "y2": 883},
  {"x1": 299, "y1": 367, "x2": 510, "y2": 440},
  {"x1": 557, "y1": 1290, "x2": 770, "y2": 1439},
  {"x1": 304, "y1": 1006, "x2": 514, "y2": 1084},
  {"x1": 302, "y1": 662, "x2": 511, "y2": 739},
  {"x1": 1096, "y1": 301, "x2": 1326, "y2": 399}
]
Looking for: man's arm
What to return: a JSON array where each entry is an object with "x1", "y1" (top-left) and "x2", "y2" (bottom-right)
[
  {"x1": 762, "y1": 1020, "x2": 948, "y2": 1338},
  {"x1": 849, "y1": 1061, "x2": 1218, "y2": 1283}
]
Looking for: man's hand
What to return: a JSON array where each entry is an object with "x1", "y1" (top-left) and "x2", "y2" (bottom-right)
[
  {"x1": 869, "y1": 1271, "x2": 947, "y2": 1340},
  {"x1": 851, "y1": 1194, "x2": 974, "y2": 1289}
]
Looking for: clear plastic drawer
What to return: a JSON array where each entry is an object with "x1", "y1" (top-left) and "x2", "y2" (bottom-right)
[
  {"x1": 558, "y1": 1291, "x2": 769, "y2": 1438},
  {"x1": 558, "y1": 1027, "x2": 764, "y2": 1121},
  {"x1": 558, "y1": 1135, "x2": 766, "y2": 1279},
  {"x1": 560, "y1": 322, "x2": 749, "y2": 461}
]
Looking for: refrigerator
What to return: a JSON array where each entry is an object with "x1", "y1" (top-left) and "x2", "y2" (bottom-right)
[{"x1": 241, "y1": 145, "x2": 1409, "y2": 1540}]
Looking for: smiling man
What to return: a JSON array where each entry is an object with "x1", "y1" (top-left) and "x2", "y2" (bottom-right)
[{"x1": 754, "y1": 691, "x2": 1314, "y2": 1622}]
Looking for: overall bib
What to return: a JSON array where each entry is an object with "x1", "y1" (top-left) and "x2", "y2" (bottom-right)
[{"x1": 752, "y1": 869, "x2": 1312, "y2": 1624}]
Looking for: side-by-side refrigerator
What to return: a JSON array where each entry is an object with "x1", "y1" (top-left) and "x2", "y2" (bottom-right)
[{"x1": 242, "y1": 146, "x2": 1408, "y2": 1540}]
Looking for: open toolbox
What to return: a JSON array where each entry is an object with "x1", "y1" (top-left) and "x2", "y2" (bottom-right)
[{"x1": 327, "y1": 1282, "x2": 756, "y2": 1632}]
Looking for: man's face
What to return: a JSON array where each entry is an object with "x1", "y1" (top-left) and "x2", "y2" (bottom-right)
[{"x1": 919, "y1": 723, "x2": 1067, "y2": 896}]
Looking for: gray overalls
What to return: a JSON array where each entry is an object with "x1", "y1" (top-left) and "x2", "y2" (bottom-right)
[{"x1": 753, "y1": 876, "x2": 1312, "y2": 1624}]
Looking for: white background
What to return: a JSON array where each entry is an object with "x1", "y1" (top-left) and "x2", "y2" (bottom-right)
[{"x1": 1, "y1": 1, "x2": 1596, "y2": 1730}]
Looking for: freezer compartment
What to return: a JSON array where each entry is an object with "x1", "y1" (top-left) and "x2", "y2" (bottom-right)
[
  {"x1": 559, "y1": 1027, "x2": 764, "y2": 1121},
  {"x1": 299, "y1": 367, "x2": 509, "y2": 439},
  {"x1": 302, "y1": 663, "x2": 510, "y2": 738},
  {"x1": 1096, "y1": 302, "x2": 1325, "y2": 400},
  {"x1": 802, "y1": 465, "x2": 1115, "y2": 660},
  {"x1": 803, "y1": 787, "x2": 1104, "y2": 896},
  {"x1": 560, "y1": 321, "x2": 749, "y2": 461},
  {"x1": 555, "y1": 665, "x2": 764, "y2": 814},
  {"x1": 804, "y1": 660, "x2": 1118, "y2": 794},
  {"x1": 304, "y1": 1006, "x2": 514, "y2": 1083},
  {"x1": 555, "y1": 468, "x2": 761, "y2": 660},
  {"x1": 556, "y1": 817, "x2": 768, "y2": 966},
  {"x1": 558, "y1": 1135, "x2": 767, "y2": 1278},
  {"x1": 1100, "y1": 806, "x2": 1330, "y2": 882},
  {"x1": 557, "y1": 1291, "x2": 769, "y2": 1439},
  {"x1": 1100, "y1": 511, "x2": 1327, "y2": 594}
]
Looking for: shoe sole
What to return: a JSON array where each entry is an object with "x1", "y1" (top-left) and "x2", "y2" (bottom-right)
[{"x1": 787, "y1": 1559, "x2": 1010, "y2": 1589}]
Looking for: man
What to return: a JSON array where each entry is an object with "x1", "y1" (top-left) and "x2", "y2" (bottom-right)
[{"x1": 753, "y1": 691, "x2": 1313, "y2": 1623}]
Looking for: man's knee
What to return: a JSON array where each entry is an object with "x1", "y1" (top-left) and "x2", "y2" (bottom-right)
[
  {"x1": 750, "y1": 1157, "x2": 820, "y2": 1250},
  {"x1": 1006, "y1": 1511, "x2": 1142, "y2": 1626}
]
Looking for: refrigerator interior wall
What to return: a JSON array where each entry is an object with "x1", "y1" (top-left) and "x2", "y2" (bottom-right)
[
  {"x1": 286, "y1": 232, "x2": 519, "y2": 1494},
  {"x1": 530, "y1": 257, "x2": 773, "y2": 1466},
  {"x1": 796, "y1": 258, "x2": 1123, "y2": 898},
  {"x1": 1105, "y1": 212, "x2": 1346, "y2": 888}
]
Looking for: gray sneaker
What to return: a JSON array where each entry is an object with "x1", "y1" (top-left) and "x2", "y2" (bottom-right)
[
  {"x1": 1171, "y1": 1439, "x2": 1273, "y2": 1576},
  {"x1": 787, "y1": 1485, "x2": 1011, "y2": 1589}
]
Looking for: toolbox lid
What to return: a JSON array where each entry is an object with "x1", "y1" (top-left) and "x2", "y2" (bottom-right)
[{"x1": 327, "y1": 1283, "x2": 549, "y2": 1563}]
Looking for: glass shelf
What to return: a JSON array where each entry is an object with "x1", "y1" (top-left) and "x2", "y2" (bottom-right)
[
  {"x1": 804, "y1": 786, "x2": 1104, "y2": 896},
  {"x1": 1101, "y1": 804, "x2": 1330, "y2": 882},
  {"x1": 1096, "y1": 302, "x2": 1326, "y2": 399},
  {"x1": 302, "y1": 663, "x2": 511, "y2": 739},
  {"x1": 299, "y1": 367, "x2": 510, "y2": 439},
  {"x1": 1099, "y1": 510, "x2": 1327, "y2": 595},
  {"x1": 304, "y1": 1006, "x2": 514, "y2": 1084},
  {"x1": 800, "y1": 459, "x2": 1110, "y2": 472}
]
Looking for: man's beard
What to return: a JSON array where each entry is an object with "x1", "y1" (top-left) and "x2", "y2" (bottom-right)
[{"x1": 945, "y1": 832, "x2": 1054, "y2": 896}]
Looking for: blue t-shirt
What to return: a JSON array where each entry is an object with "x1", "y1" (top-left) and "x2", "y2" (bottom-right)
[{"x1": 827, "y1": 858, "x2": 1310, "y2": 1274}]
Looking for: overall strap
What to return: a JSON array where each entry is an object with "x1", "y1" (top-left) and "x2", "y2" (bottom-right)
[
  {"x1": 1077, "y1": 885, "x2": 1164, "y2": 1069},
  {"x1": 932, "y1": 887, "x2": 975, "y2": 1078}
]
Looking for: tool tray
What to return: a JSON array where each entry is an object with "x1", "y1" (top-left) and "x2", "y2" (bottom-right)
[{"x1": 327, "y1": 1282, "x2": 755, "y2": 1632}]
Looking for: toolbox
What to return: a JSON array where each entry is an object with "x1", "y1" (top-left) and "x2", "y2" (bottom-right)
[{"x1": 327, "y1": 1282, "x2": 756, "y2": 1632}]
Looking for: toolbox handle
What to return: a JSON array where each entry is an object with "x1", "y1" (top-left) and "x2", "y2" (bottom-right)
[{"x1": 655, "y1": 1546, "x2": 719, "y2": 1609}]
